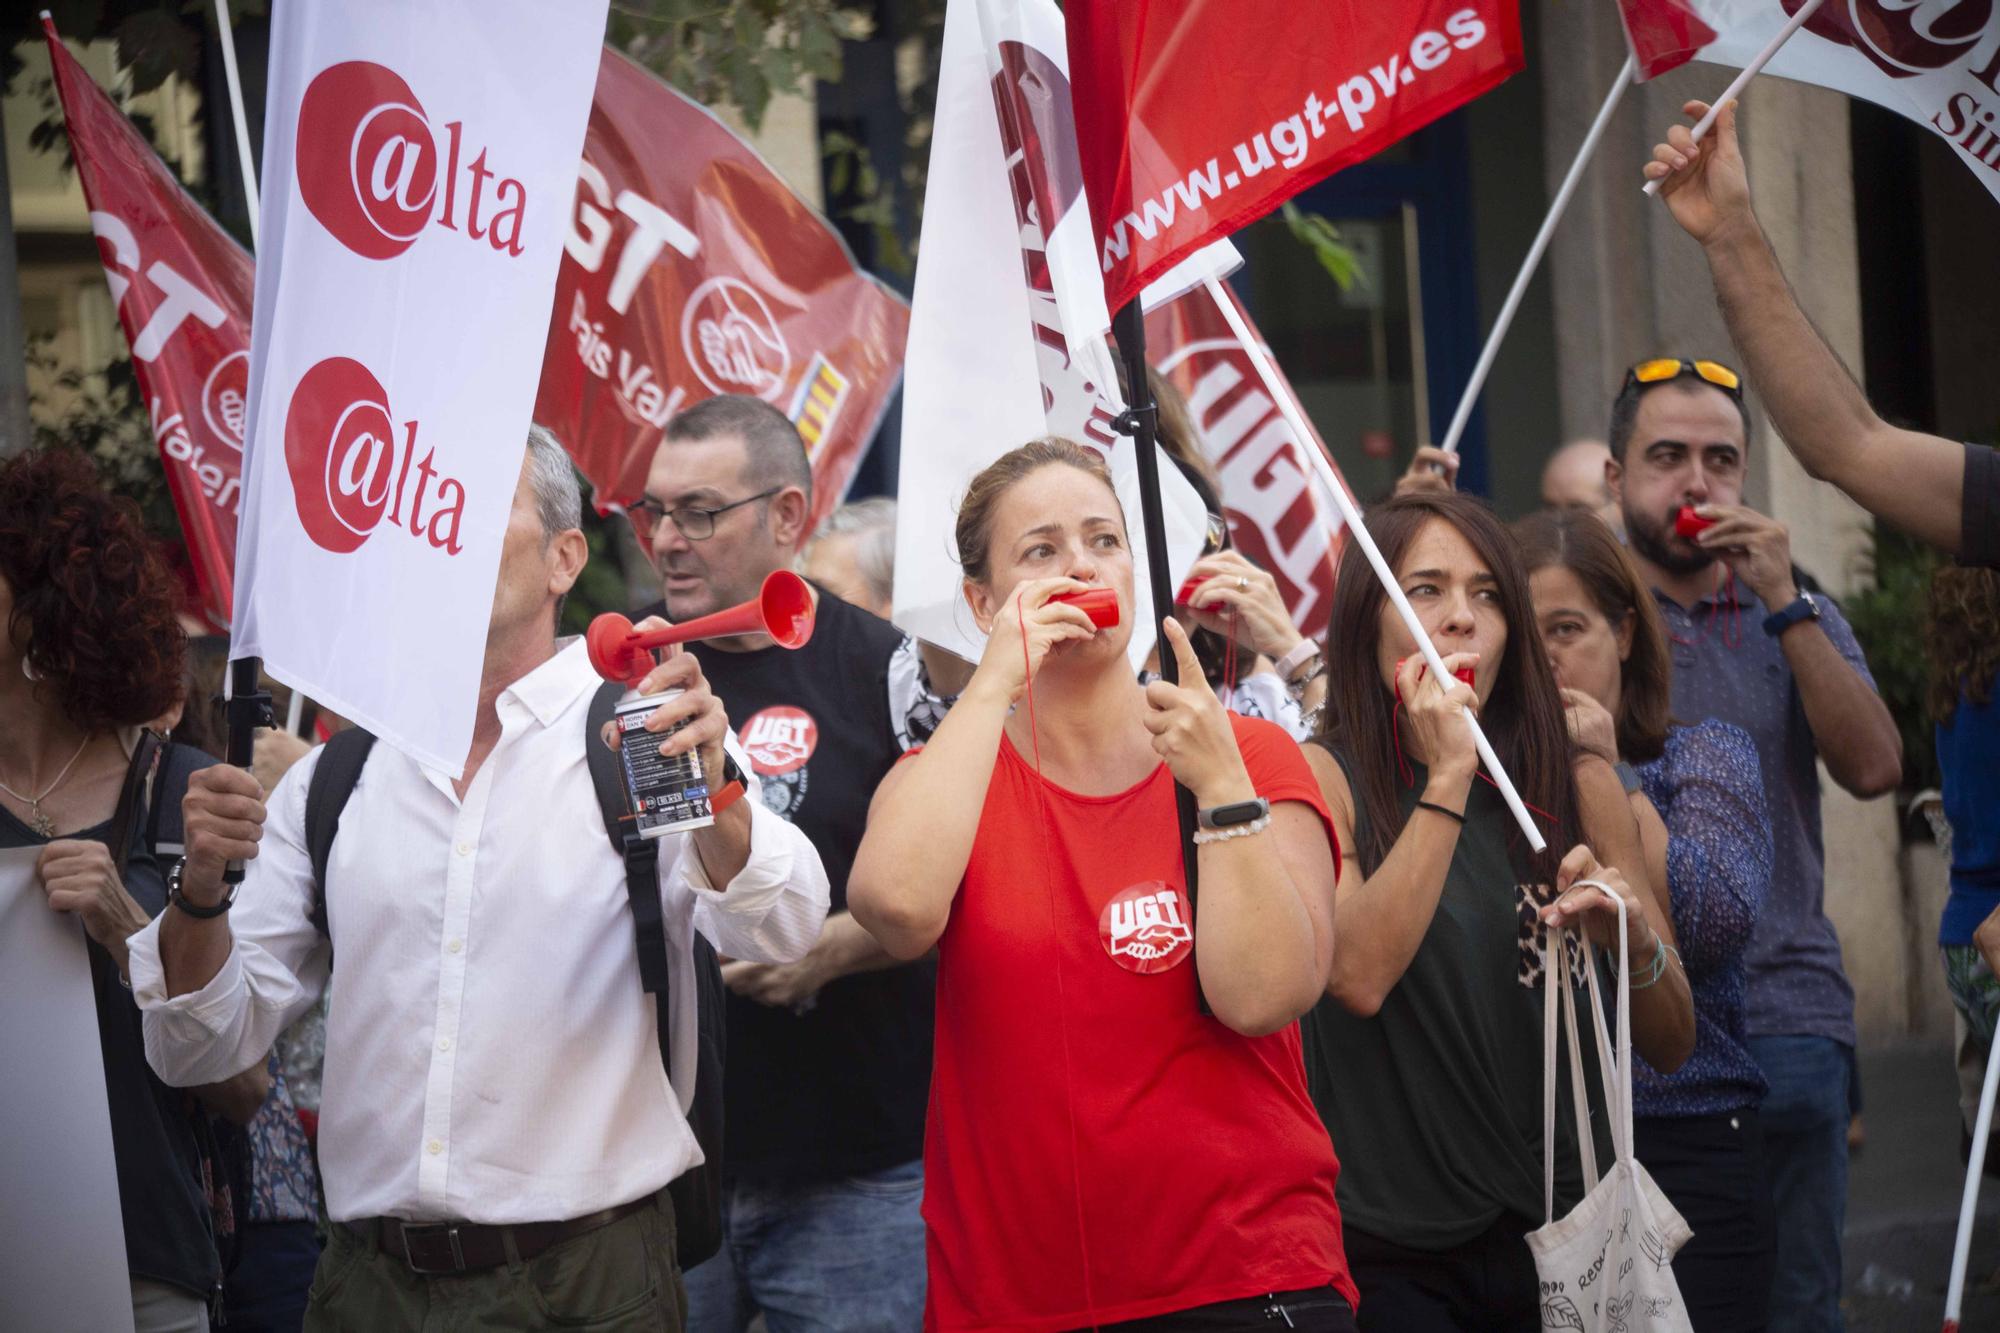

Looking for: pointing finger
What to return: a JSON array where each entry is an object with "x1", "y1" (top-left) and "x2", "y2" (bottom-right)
[{"x1": 1160, "y1": 616, "x2": 1203, "y2": 683}]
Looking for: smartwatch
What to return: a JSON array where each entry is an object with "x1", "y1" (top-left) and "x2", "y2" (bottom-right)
[
  {"x1": 167, "y1": 857, "x2": 236, "y2": 919},
  {"x1": 1761, "y1": 592, "x2": 1822, "y2": 638},
  {"x1": 1197, "y1": 797, "x2": 1271, "y2": 830},
  {"x1": 1613, "y1": 761, "x2": 1643, "y2": 795}
]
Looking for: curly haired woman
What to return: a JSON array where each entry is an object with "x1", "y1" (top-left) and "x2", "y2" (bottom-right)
[{"x1": 0, "y1": 448, "x2": 258, "y2": 1332}]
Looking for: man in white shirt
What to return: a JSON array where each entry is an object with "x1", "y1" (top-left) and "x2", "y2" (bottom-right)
[{"x1": 127, "y1": 428, "x2": 830, "y2": 1331}]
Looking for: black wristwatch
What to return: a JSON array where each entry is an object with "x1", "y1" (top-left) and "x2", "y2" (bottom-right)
[
  {"x1": 167, "y1": 857, "x2": 236, "y2": 919},
  {"x1": 1761, "y1": 592, "x2": 1822, "y2": 638},
  {"x1": 1197, "y1": 797, "x2": 1271, "y2": 830}
]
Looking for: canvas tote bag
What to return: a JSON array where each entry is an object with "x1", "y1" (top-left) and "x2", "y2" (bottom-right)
[{"x1": 1526, "y1": 881, "x2": 1695, "y2": 1333}]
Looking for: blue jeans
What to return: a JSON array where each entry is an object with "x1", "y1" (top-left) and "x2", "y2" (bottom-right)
[
  {"x1": 1746, "y1": 1035, "x2": 1852, "y2": 1333},
  {"x1": 683, "y1": 1159, "x2": 926, "y2": 1332}
]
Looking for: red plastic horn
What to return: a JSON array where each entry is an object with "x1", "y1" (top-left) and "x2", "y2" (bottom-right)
[
  {"x1": 1175, "y1": 577, "x2": 1206, "y2": 606},
  {"x1": 1674, "y1": 505, "x2": 1715, "y2": 539},
  {"x1": 1050, "y1": 587, "x2": 1120, "y2": 629},
  {"x1": 586, "y1": 570, "x2": 816, "y2": 683}
]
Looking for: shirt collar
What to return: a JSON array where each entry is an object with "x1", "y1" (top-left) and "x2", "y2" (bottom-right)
[
  {"x1": 499, "y1": 638, "x2": 598, "y2": 729},
  {"x1": 1650, "y1": 568, "x2": 1745, "y2": 614}
]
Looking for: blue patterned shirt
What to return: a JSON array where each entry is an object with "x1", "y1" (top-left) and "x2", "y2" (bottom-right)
[
  {"x1": 1634, "y1": 720, "x2": 1773, "y2": 1116},
  {"x1": 1653, "y1": 574, "x2": 1871, "y2": 1048}
]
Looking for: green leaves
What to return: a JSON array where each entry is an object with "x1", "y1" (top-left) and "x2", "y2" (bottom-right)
[
  {"x1": 608, "y1": 0, "x2": 860, "y2": 133},
  {"x1": 1281, "y1": 202, "x2": 1362, "y2": 293}
]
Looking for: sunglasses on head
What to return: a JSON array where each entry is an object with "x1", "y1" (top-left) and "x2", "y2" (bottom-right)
[{"x1": 1624, "y1": 357, "x2": 1743, "y2": 398}]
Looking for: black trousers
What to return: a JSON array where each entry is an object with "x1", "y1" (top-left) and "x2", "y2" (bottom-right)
[
  {"x1": 1635, "y1": 1108, "x2": 1777, "y2": 1333},
  {"x1": 1343, "y1": 1215, "x2": 1538, "y2": 1333},
  {"x1": 1087, "y1": 1287, "x2": 1356, "y2": 1332}
]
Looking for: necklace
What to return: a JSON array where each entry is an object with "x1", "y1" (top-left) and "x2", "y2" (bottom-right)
[{"x1": 0, "y1": 735, "x2": 93, "y2": 838}]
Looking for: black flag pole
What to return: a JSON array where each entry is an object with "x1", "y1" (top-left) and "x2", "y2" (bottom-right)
[
  {"x1": 221, "y1": 656, "x2": 273, "y2": 885},
  {"x1": 1108, "y1": 298, "x2": 1208, "y2": 1015}
]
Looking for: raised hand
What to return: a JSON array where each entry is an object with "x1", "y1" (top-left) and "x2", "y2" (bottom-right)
[
  {"x1": 1394, "y1": 651, "x2": 1480, "y2": 780},
  {"x1": 182, "y1": 764, "x2": 269, "y2": 901},
  {"x1": 969, "y1": 578, "x2": 1102, "y2": 705},
  {"x1": 631, "y1": 634, "x2": 732, "y2": 791},
  {"x1": 1181, "y1": 550, "x2": 1305, "y2": 662},
  {"x1": 1644, "y1": 99, "x2": 1755, "y2": 246},
  {"x1": 1143, "y1": 618, "x2": 1253, "y2": 805}
]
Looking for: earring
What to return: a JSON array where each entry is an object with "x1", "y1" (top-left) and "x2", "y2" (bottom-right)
[{"x1": 20, "y1": 655, "x2": 36, "y2": 682}]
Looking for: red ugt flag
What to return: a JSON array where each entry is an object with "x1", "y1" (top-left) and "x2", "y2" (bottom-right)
[
  {"x1": 45, "y1": 18, "x2": 250, "y2": 628},
  {"x1": 1614, "y1": 0, "x2": 1756, "y2": 80},
  {"x1": 1068, "y1": 1, "x2": 1524, "y2": 315},
  {"x1": 536, "y1": 49, "x2": 910, "y2": 531}
]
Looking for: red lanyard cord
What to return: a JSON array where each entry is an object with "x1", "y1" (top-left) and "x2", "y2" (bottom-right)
[{"x1": 1017, "y1": 603, "x2": 1099, "y2": 1325}]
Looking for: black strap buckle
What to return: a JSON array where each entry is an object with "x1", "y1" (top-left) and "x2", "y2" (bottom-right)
[{"x1": 397, "y1": 1221, "x2": 467, "y2": 1275}]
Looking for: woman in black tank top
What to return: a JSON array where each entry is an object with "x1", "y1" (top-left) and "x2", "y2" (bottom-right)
[{"x1": 1297, "y1": 491, "x2": 1695, "y2": 1333}]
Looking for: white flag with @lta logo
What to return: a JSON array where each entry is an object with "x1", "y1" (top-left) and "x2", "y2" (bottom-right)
[{"x1": 232, "y1": 0, "x2": 607, "y2": 775}]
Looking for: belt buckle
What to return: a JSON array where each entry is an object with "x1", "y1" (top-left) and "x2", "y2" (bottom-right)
[{"x1": 398, "y1": 1221, "x2": 467, "y2": 1275}]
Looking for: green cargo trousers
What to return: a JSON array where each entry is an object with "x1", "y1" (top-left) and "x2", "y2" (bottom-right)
[{"x1": 302, "y1": 1192, "x2": 684, "y2": 1332}]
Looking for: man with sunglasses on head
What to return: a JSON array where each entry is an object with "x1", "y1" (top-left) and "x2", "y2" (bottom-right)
[
  {"x1": 1644, "y1": 97, "x2": 1998, "y2": 570},
  {"x1": 635, "y1": 393, "x2": 940, "y2": 1330},
  {"x1": 1607, "y1": 354, "x2": 1901, "y2": 1333}
]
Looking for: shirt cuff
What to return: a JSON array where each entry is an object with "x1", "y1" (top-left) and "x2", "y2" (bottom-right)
[
  {"x1": 674, "y1": 798, "x2": 797, "y2": 915},
  {"x1": 125, "y1": 909, "x2": 248, "y2": 1034}
]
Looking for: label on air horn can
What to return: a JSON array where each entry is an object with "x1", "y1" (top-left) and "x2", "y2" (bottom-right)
[{"x1": 614, "y1": 690, "x2": 714, "y2": 839}]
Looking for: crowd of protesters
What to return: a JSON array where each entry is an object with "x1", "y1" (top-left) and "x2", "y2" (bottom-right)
[{"x1": 7, "y1": 100, "x2": 2000, "y2": 1333}]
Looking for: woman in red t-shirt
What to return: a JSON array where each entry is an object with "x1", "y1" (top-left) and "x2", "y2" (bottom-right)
[{"x1": 850, "y1": 438, "x2": 1358, "y2": 1332}]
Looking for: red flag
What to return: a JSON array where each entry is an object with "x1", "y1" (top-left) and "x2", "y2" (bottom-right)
[
  {"x1": 1148, "y1": 283, "x2": 1350, "y2": 642},
  {"x1": 536, "y1": 50, "x2": 910, "y2": 530},
  {"x1": 1067, "y1": 1, "x2": 1524, "y2": 315},
  {"x1": 1614, "y1": 0, "x2": 1740, "y2": 80},
  {"x1": 45, "y1": 18, "x2": 249, "y2": 629}
]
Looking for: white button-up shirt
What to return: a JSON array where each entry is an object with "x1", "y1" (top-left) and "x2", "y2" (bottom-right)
[{"x1": 127, "y1": 640, "x2": 829, "y2": 1225}]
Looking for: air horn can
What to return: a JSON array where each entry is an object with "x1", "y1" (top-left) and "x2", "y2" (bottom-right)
[{"x1": 591, "y1": 571, "x2": 818, "y2": 840}]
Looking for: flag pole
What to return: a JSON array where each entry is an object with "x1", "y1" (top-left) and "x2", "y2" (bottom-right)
[
  {"x1": 1946, "y1": 1033, "x2": 2000, "y2": 1330},
  {"x1": 1440, "y1": 54, "x2": 1636, "y2": 455},
  {"x1": 212, "y1": 0, "x2": 260, "y2": 247},
  {"x1": 1642, "y1": 0, "x2": 1826, "y2": 197},
  {"x1": 1108, "y1": 299, "x2": 1207, "y2": 1007},
  {"x1": 1200, "y1": 274, "x2": 1547, "y2": 852},
  {"x1": 220, "y1": 656, "x2": 272, "y2": 882}
]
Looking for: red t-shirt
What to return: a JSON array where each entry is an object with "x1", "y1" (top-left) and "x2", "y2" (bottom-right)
[{"x1": 923, "y1": 713, "x2": 1358, "y2": 1331}]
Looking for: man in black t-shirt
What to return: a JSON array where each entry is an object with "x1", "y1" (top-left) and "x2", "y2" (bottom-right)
[{"x1": 637, "y1": 394, "x2": 936, "y2": 1329}]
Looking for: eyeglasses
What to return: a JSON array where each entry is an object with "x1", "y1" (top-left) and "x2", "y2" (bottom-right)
[
  {"x1": 1624, "y1": 357, "x2": 1743, "y2": 398},
  {"x1": 628, "y1": 488, "x2": 780, "y2": 542},
  {"x1": 1203, "y1": 511, "x2": 1230, "y2": 555}
]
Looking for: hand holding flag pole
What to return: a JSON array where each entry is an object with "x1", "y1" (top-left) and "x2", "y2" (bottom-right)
[{"x1": 1641, "y1": 0, "x2": 1826, "y2": 196}]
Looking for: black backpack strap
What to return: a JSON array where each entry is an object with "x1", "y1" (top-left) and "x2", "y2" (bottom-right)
[
  {"x1": 585, "y1": 682, "x2": 672, "y2": 994},
  {"x1": 143, "y1": 741, "x2": 209, "y2": 861},
  {"x1": 304, "y1": 729, "x2": 377, "y2": 941}
]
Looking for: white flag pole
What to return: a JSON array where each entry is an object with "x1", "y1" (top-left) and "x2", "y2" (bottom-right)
[
  {"x1": 1642, "y1": 0, "x2": 1826, "y2": 197},
  {"x1": 1201, "y1": 274, "x2": 1547, "y2": 852},
  {"x1": 212, "y1": 0, "x2": 260, "y2": 248},
  {"x1": 1946, "y1": 1034, "x2": 2000, "y2": 1330},
  {"x1": 215, "y1": 0, "x2": 321, "y2": 737},
  {"x1": 1439, "y1": 54, "x2": 1635, "y2": 455}
]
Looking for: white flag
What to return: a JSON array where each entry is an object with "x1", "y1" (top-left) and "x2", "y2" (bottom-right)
[
  {"x1": 233, "y1": 0, "x2": 607, "y2": 774},
  {"x1": 1697, "y1": 2, "x2": 2000, "y2": 208},
  {"x1": 895, "y1": 0, "x2": 1217, "y2": 669}
]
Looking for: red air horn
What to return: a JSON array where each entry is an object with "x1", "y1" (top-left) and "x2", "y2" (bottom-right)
[
  {"x1": 1050, "y1": 587, "x2": 1120, "y2": 629},
  {"x1": 1674, "y1": 505, "x2": 1716, "y2": 539},
  {"x1": 586, "y1": 570, "x2": 816, "y2": 684}
]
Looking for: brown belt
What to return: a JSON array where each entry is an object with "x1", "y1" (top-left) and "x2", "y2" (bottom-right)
[{"x1": 357, "y1": 1195, "x2": 654, "y2": 1275}]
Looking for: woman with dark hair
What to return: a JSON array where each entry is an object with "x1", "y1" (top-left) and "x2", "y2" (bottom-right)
[
  {"x1": 1519, "y1": 507, "x2": 1775, "y2": 1332},
  {"x1": 850, "y1": 438, "x2": 1359, "y2": 1330},
  {"x1": 1299, "y1": 490, "x2": 1693, "y2": 1332},
  {"x1": 0, "y1": 448, "x2": 261, "y2": 1332},
  {"x1": 1925, "y1": 568, "x2": 2000, "y2": 1161}
]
